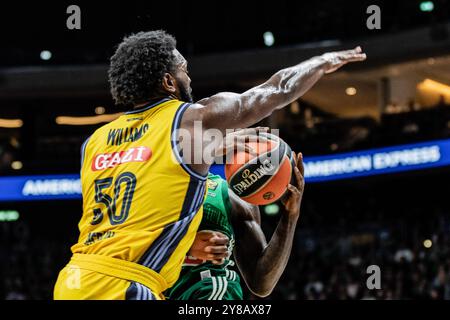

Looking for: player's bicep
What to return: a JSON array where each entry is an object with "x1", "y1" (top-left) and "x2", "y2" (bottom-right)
[
  {"x1": 194, "y1": 92, "x2": 244, "y2": 132},
  {"x1": 193, "y1": 90, "x2": 275, "y2": 132},
  {"x1": 183, "y1": 83, "x2": 281, "y2": 133},
  {"x1": 196, "y1": 92, "x2": 241, "y2": 108},
  {"x1": 198, "y1": 81, "x2": 285, "y2": 131}
]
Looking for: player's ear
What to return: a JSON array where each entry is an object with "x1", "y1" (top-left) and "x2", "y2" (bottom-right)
[{"x1": 161, "y1": 73, "x2": 177, "y2": 94}]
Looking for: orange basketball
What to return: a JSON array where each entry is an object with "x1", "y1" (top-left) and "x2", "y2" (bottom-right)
[{"x1": 225, "y1": 133, "x2": 295, "y2": 205}]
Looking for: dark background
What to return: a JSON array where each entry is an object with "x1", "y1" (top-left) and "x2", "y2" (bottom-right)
[{"x1": 1, "y1": 0, "x2": 450, "y2": 300}]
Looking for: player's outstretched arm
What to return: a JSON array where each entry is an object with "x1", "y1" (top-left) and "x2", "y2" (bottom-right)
[
  {"x1": 184, "y1": 47, "x2": 366, "y2": 133},
  {"x1": 232, "y1": 153, "x2": 305, "y2": 297}
]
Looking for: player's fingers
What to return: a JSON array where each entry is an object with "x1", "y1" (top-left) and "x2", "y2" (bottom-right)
[
  {"x1": 297, "y1": 152, "x2": 305, "y2": 178},
  {"x1": 232, "y1": 127, "x2": 269, "y2": 138},
  {"x1": 202, "y1": 230, "x2": 227, "y2": 240},
  {"x1": 341, "y1": 49, "x2": 367, "y2": 62},
  {"x1": 333, "y1": 47, "x2": 365, "y2": 60},
  {"x1": 234, "y1": 136, "x2": 255, "y2": 151},
  {"x1": 235, "y1": 134, "x2": 268, "y2": 146},
  {"x1": 212, "y1": 231, "x2": 228, "y2": 239},
  {"x1": 287, "y1": 184, "x2": 300, "y2": 197},
  {"x1": 212, "y1": 258, "x2": 225, "y2": 265},
  {"x1": 341, "y1": 46, "x2": 363, "y2": 55},
  {"x1": 196, "y1": 230, "x2": 218, "y2": 240},
  {"x1": 246, "y1": 132, "x2": 271, "y2": 145},
  {"x1": 291, "y1": 151, "x2": 297, "y2": 167},
  {"x1": 209, "y1": 236, "x2": 229, "y2": 246},
  {"x1": 346, "y1": 53, "x2": 367, "y2": 62},
  {"x1": 207, "y1": 252, "x2": 228, "y2": 259},
  {"x1": 284, "y1": 184, "x2": 294, "y2": 197},
  {"x1": 244, "y1": 145, "x2": 257, "y2": 156},
  {"x1": 209, "y1": 255, "x2": 228, "y2": 262},
  {"x1": 207, "y1": 250, "x2": 229, "y2": 258},
  {"x1": 233, "y1": 141, "x2": 255, "y2": 156},
  {"x1": 346, "y1": 46, "x2": 362, "y2": 54},
  {"x1": 293, "y1": 167, "x2": 303, "y2": 190},
  {"x1": 206, "y1": 245, "x2": 229, "y2": 254},
  {"x1": 209, "y1": 232, "x2": 229, "y2": 240}
]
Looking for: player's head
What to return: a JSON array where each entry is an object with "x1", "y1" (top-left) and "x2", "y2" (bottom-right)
[{"x1": 108, "y1": 30, "x2": 193, "y2": 106}]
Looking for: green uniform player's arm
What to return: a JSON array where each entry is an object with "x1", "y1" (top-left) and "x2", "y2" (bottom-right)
[{"x1": 231, "y1": 153, "x2": 305, "y2": 298}]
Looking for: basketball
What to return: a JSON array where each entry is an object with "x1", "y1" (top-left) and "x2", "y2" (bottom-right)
[{"x1": 225, "y1": 133, "x2": 295, "y2": 205}]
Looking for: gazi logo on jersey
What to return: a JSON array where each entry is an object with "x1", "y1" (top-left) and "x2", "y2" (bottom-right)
[{"x1": 91, "y1": 147, "x2": 151, "y2": 171}]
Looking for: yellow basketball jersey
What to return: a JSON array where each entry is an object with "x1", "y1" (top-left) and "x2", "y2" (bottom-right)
[{"x1": 71, "y1": 98, "x2": 206, "y2": 289}]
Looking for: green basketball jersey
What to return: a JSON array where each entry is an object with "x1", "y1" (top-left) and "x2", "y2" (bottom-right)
[
  {"x1": 201, "y1": 173, "x2": 234, "y2": 245},
  {"x1": 166, "y1": 173, "x2": 243, "y2": 300}
]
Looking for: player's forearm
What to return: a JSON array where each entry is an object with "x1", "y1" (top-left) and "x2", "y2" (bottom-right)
[
  {"x1": 236, "y1": 56, "x2": 327, "y2": 126},
  {"x1": 250, "y1": 213, "x2": 299, "y2": 297},
  {"x1": 231, "y1": 46, "x2": 367, "y2": 128},
  {"x1": 194, "y1": 47, "x2": 365, "y2": 132},
  {"x1": 199, "y1": 56, "x2": 328, "y2": 132}
]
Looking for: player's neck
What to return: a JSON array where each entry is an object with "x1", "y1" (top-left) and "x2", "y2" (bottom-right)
[{"x1": 133, "y1": 95, "x2": 174, "y2": 110}]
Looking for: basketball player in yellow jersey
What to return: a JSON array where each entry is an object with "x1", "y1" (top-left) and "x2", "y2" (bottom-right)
[{"x1": 54, "y1": 30, "x2": 366, "y2": 300}]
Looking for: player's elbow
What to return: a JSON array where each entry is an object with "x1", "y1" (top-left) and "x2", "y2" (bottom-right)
[
  {"x1": 249, "y1": 284, "x2": 274, "y2": 298},
  {"x1": 246, "y1": 277, "x2": 275, "y2": 298}
]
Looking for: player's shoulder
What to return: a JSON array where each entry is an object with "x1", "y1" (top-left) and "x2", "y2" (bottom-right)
[{"x1": 178, "y1": 102, "x2": 206, "y2": 124}]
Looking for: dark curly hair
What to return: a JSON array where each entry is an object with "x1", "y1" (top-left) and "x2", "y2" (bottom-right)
[{"x1": 108, "y1": 30, "x2": 177, "y2": 106}]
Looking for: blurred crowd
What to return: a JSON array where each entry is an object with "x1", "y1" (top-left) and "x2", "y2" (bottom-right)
[
  {"x1": 281, "y1": 101, "x2": 450, "y2": 156},
  {"x1": 0, "y1": 221, "x2": 71, "y2": 300},
  {"x1": 0, "y1": 102, "x2": 449, "y2": 300},
  {"x1": 1, "y1": 193, "x2": 449, "y2": 300},
  {"x1": 269, "y1": 224, "x2": 450, "y2": 300},
  {"x1": 263, "y1": 183, "x2": 450, "y2": 300}
]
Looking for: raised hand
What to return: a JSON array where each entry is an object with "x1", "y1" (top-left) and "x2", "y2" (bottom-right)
[{"x1": 321, "y1": 46, "x2": 367, "y2": 74}]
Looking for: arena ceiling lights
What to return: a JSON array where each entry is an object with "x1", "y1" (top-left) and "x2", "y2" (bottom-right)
[
  {"x1": 55, "y1": 113, "x2": 122, "y2": 126},
  {"x1": 0, "y1": 118, "x2": 23, "y2": 128}
]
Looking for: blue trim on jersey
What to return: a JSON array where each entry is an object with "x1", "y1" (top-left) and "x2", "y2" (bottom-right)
[
  {"x1": 138, "y1": 178, "x2": 205, "y2": 271},
  {"x1": 125, "y1": 282, "x2": 156, "y2": 300},
  {"x1": 171, "y1": 103, "x2": 208, "y2": 181},
  {"x1": 138, "y1": 178, "x2": 200, "y2": 266},
  {"x1": 124, "y1": 98, "x2": 172, "y2": 115},
  {"x1": 80, "y1": 136, "x2": 91, "y2": 169},
  {"x1": 150, "y1": 182, "x2": 206, "y2": 272}
]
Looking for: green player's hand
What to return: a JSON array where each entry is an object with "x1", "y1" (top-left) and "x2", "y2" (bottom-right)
[
  {"x1": 281, "y1": 152, "x2": 305, "y2": 219},
  {"x1": 188, "y1": 230, "x2": 230, "y2": 265}
]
